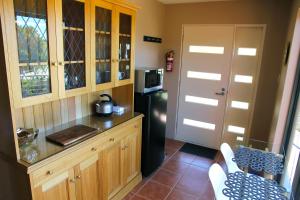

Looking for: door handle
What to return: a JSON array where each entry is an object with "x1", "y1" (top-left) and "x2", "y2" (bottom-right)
[
  {"x1": 215, "y1": 92, "x2": 225, "y2": 96},
  {"x1": 216, "y1": 88, "x2": 226, "y2": 96}
]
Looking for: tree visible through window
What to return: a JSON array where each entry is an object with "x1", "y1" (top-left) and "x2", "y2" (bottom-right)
[{"x1": 14, "y1": 0, "x2": 51, "y2": 98}]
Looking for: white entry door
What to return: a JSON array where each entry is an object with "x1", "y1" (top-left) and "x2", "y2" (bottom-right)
[{"x1": 176, "y1": 25, "x2": 235, "y2": 149}]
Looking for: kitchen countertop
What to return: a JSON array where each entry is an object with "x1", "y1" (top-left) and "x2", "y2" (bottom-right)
[{"x1": 18, "y1": 111, "x2": 142, "y2": 167}]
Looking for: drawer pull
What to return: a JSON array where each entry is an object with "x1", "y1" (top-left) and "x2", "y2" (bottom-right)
[
  {"x1": 46, "y1": 170, "x2": 53, "y2": 175},
  {"x1": 75, "y1": 175, "x2": 81, "y2": 179},
  {"x1": 109, "y1": 138, "x2": 115, "y2": 142},
  {"x1": 91, "y1": 147, "x2": 97, "y2": 152},
  {"x1": 69, "y1": 178, "x2": 76, "y2": 183},
  {"x1": 134, "y1": 125, "x2": 138, "y2": 129},
  {"x1": 121, "y1": 146, "x2": 126, "y2": 150}
]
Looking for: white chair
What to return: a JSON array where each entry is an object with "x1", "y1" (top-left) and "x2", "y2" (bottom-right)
[
  {"x1": 208, "y1": 163, "x2": 230, "y2": 200},
  {"x1": 220, "y1": 143, "x2": 243, "y2": 173}
]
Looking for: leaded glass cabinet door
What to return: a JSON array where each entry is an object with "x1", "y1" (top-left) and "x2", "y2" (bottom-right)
[
  {"x1": 91, "y1": 0, "x2": 115, "y2": 91},
  {"x1": 4, "y1": 0, "x2": 59, "y2": 107},
  {"x1": 56, "y1": 0, "x2": 91, "y2": 98},
  {"x1": 115, "y1": 7, "x2": 135, "y2": 87}
]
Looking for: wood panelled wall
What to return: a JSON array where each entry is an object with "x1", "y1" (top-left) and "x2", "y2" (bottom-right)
[{"x1": 14, "y1": 92, "x2": 107, "y2": 131}]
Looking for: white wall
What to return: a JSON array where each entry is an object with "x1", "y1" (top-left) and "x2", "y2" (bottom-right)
[{"x1": 128, "y1": 0, "x2": 166, "y2": 68}]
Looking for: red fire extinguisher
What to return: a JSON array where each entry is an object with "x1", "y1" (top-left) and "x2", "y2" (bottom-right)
[{"x1": 166, "y1": 50, "x2": 175, "y2": 72}]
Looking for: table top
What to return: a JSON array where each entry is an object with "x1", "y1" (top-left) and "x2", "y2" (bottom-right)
[
  {"x1": 233, "y1": 146, "x2": 284, "y2": 176},
  {"x1": 223, "y1": 171, "x2": 289, "y2": 200}
]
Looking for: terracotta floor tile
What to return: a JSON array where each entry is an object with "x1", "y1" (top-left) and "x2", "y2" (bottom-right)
[
  {"x1": 175, "y1": 165, "x2": 209, "y2": 195},
  {"x1": 122, "y1": 192, "x2": 134, "y2": 200},
  {"x1": 166, "y1": 189, "x2": 199, "y2": 200},
  {"x1": 152, "y1": 168, "x2": 182, "y2": 187},
  {"x1": 184, "y1": 165, "x2": 210, "y2": 180},
  {"x1": 131, "y1": 178, "x2": 149, "y2": 194},
  {"x1": 171, "y1": 152, "x2": 196, "y2": 164},
  {"x1": 129, "y1": 139, "x2": 219, "y2": 200},
  {"x1": 162, "y1": 159, "x2": 190, "y2": 174},
  {"x1": 165, "y1": 138, "x2": 184, "y2": 150},
  {"x1": 165, "y1": 147, "x2": 178, "y2": 159},
  {"x1": 137, "y1": 181, "x2": 171, "y2": 200},
  {"x1": 130, "y1": 195, "x2": 148, "y2": 200},
  {"x1": 191, "y1": 156, "x2": 213, "y2": 169},
  {"x1": 199, "y1": 181, "x2": 215, "y2": 200}
]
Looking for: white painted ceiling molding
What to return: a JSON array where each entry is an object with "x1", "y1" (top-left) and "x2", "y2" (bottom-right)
[{"x1": 157, "y1": 0, "x2": 236, "y2": 4}]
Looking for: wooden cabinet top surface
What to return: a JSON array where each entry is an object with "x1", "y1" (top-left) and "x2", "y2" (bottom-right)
[{"x1": 18, "y1": 112, "x2": 143, "y2": 170}]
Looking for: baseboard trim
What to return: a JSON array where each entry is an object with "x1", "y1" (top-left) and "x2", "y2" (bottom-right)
[{"x1": 110, "y1": 173, "x2": 142, "y2": 200}]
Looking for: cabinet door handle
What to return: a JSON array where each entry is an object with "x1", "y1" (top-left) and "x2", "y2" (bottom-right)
[
  {"x1": 109, "y1": 138, "x2": 115, "y2": 142},
  {"x1": 51, "y1": 62, "x2": 57, "y2": 67},
  {"x1": 75, "y1": 175, "x2": 81, "y2": 179},
  {"x1": 134, "y1": 125, "x2": 138, "y2": 129},
  {"x1": 91, "y1": 147, "x2": 97, "y2": 152},
  {"x1": 46, "y1": 170, "x2": 53, "y2": 175},
  {"x1": 58, "y1": 62, "x2": 64, "y2": 66},
  {"x1": 69, "y1": 178, "x2": 76, "y2": 183}
]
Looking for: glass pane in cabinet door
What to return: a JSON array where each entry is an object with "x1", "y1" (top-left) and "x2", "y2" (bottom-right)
[
  {"x1": 118, "y1": 13, "x2": 132, "y2": 81},
  {"x1": 95, "y1": 7, "x2": 112, "y2": 84},
  {"x1": 62, "y1": 0, "x2": 86, "y2": 90},
  {"x1": 14, "y1": 0, "x2": 51, "y2": 98}
]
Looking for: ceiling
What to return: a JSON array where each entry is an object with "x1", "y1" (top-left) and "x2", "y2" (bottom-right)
[{"x1": 157, "y1": 0, "x2": 235, "y2": 4}]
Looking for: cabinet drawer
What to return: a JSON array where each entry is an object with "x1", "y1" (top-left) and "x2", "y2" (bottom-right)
[
  {"x1": 99, "y1": 120, "x2": 140, "y2": 149},
  {"x1": 31, "y1": 141, "x2": 99, "y2": 187}
]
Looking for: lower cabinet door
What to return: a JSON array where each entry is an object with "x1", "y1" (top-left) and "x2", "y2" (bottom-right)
[
  {"x1": 32, "y1": 169, "x2": 76, "y2": 200},
  {"x1": 101, "y1": 141, "x2": 123, "y2": 199},
  {"x1": 74, "y1": 154, "x2": 101, "y2": 200},
  {"x1": 122, "y1": 130, "x2": 140, "y2": 184}
]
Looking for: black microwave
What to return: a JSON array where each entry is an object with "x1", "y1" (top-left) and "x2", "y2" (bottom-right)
[{"x1": 135, "y1": 68, "x2": 164, "y2": 94}]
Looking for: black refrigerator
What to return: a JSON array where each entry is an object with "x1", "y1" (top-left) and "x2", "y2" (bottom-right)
[{"x1": 134, "y1": 90, "x2": 168, "y2": 177}]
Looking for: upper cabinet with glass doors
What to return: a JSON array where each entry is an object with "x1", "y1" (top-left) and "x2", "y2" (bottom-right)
[
  {"x1": 91, "y1": 0, "x2": 114, "y2": 91},
  {"x1": 56, "y1": 0, "x2": 91, "y2": 98},
  {"x1": 91, "y1": 1, "x2": 136, "y2": 91},
  {"x1": 116, "y1": 6, "x2": 135, "y2": 87},
  {"x1": 4, "y1": 0, "x2": 59, "y2": 107},
  {"x1": 2, "y1": 0, "x2": 136, "y2": 107}
]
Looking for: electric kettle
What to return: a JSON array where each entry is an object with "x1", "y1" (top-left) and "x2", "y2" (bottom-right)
[{"x1": 95, "y1": 94, "x2": 114, "y2": 116}]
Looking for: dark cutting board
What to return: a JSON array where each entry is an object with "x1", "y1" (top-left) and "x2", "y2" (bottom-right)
[{"x1": 46, "y1": 125, "x2": 97, "y2": 146}]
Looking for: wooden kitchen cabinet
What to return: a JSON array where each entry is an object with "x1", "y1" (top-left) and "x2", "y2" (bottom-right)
[
  {"x1": 100, "y1": 124, "x2": 141, "y2": 199},
  {"x1": 3, "y1": 0, "x2": 91, "y2": 107},
  {"x1": 115, "y1": 6, "x2": 136, "y2": 87},
  {"x1": 101, "y1": 141, "x2": 123, "y2": 199},
  {"x1": 2, "y1": 0, "x2": 60, "y2": 107},
  {"x1": 122, "y1": 129, "x2": 140, "y2": 184},
  {"x1": 91, "y1": 0, "x2": 115, "y2": 92},
  {"x1": 28, "y1": 117, "x2": 142, "y2": 200},
  {"x1": 74, "y1": 154, "x2": 102, "y2": 200},
  {"x1": 32, "y1": 169, "x2": 76, "y2": 200},
  {"x1": 2, "y1": 0, "x2": 136, "y2": 108},
  {"x1": 55, "y1": 0, "x2": 91, "y2": 98},
  {"x1": 91, "y1": 0, "x2": 136, "y2": 91},
  {"x1": 32, "y1": 155, "x2": 102, "y2": 200}
]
